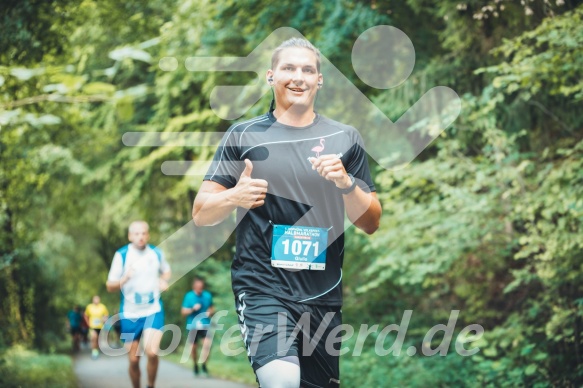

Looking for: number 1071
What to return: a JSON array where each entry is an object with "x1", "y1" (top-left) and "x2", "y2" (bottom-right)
[{"x1": 281, "y1": 239, "x2": 319, "y2": 257}]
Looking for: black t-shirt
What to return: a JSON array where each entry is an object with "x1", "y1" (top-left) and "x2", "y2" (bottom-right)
[{"x1": 204, "y1": 111, "x2": 375, "y2": 306}]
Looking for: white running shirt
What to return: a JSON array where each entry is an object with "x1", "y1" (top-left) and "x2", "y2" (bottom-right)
[{"x1": 107, "y1": 244, "x2": 170, "y2": 319}]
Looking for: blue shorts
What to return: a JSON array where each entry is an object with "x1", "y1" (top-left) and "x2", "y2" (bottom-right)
[{"x1": 120, "y1": 309, "x2": 165, "y2": 343}]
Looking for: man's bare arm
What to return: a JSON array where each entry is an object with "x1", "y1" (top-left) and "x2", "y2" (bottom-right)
[
  {"x1": 192, "y1": 181, "x2": 239, "y2": 227},
  {"x1": 159, "y1": 270, "x2": 171, "y2": 292},
  {"x1": 192, "y1": 159, "x2": 268, "y2": 226},
  {"x1": 106, "y1": 274, "x2": 131, "y2": 293},
  {"x1": 160, "y1": 270, "x2": 171, "y2": 281},
  {"x1": 342, "y1": 190, "x2": 381, "y2": 235}
]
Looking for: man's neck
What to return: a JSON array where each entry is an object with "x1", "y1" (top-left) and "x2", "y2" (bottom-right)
[
  {"x1": 131, "y1": 243, "x2": 146, "y2": 251},
  {"x1": 273, "y1": 106, "x2": 316, "y2": 127}
]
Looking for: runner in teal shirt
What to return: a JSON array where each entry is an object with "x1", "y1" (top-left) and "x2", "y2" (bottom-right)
[{"x1": 181, "y1": 277, "x2": 214, "y2": 376}]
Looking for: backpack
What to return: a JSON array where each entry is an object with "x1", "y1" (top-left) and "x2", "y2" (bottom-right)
[{"x1": 117, "y1": 244, "x2": 162, "y2": 269}]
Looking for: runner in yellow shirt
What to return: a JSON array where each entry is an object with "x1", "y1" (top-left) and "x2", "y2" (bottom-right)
[{"x1": 84, "y1": 295, "x2": 109, "y2": 360}]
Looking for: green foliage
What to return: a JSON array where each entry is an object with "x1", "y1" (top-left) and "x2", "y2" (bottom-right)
[
  {"x1": 342, "y1": 350, "x2": 480, "y2": 387},
  {"x1": 0, "y1": 0, "x2": 76, "y2": 64},
  {"x1": 0, "y1": 346, "x2": 76, "y2": 388},
  {"x1": 479, "y1": 6, "x2": 583, "y2": 102},
  {"x1": 354, "y1": 4, "x2": 583, "y2": 385}
]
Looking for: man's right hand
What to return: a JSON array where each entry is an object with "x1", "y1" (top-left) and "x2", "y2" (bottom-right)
[
  {"x1": 232, "y1": 159, "x2": 268, "y2": 209},
  {"x1": 120, "y1": 268, "x2": 133, "y2": 287}
]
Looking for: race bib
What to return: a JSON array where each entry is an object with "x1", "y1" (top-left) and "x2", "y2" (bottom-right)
[
  {"x1": 134, "y1": 292, "x2": 155, "y2": 304},
  {"x1": 271, "y1": 224, "x2": 328, "y2": 270}
]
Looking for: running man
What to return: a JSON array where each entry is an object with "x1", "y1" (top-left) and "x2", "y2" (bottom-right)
[
  {"x1": 181, "y1": 277, "x2": 215, "y2": 377},
  {"x1": 84, "y1": 295, "x2": 109, "y2": 360},
  {"x1": 106, "y1": 220, "x2": 171, "y2": 388},
  {"x1": 67, "y1": 305, "x2": 83, "y2": 352},
  {"x1": 192, "y1": 38, "x2": 381, "y2": 387}
]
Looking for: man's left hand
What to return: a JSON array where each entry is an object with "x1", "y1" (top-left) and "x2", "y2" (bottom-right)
[
  {"x1": 309, "y1": 154, "x2": 352, "y2": 189},
  {"x1": 159, "y1": 278, "x2": 169, "y2": 292}
]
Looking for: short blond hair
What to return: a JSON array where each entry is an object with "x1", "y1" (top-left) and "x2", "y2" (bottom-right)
[
  {"x1": 128, "y1": 220, "x2": 149, "y2": 233},
  {"x1": 271, "y1": 38, "x2": 321, "y2": 72}
]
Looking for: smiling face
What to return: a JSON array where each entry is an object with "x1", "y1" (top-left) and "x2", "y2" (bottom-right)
[{"x1": 267, "y1": 47, "x2": 323, "y2": 115}]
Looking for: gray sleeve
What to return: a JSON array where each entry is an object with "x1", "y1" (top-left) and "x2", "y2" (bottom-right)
[
  {"x1": 203, "y1": 124, "x2": 243, "y2": 189},
  {"x1": 344, "y1": 128, "x2": 376, "y2": 192}
]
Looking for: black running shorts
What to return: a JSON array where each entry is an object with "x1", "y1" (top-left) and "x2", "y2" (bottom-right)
[
  {"x1": 235, "y1": 292, "x2": 342, "y2": 388},
  {"x1": 187, "y1": 329, "x2": 209, "y2": 343}
]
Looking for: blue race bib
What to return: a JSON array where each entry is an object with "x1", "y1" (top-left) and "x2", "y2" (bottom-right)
[
  {"x1": 134, "y1": 292, "x2": 155, "y2": 304},
  {"x1": 271, "y1": 224, "x2": 328, "y2": 270}
]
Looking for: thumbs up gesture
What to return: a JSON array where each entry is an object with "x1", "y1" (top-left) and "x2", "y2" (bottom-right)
[
  {"x1": 240, "y1": 158, "x2": 254, "y2": 179},
  {"x1": 233, "y1": 159, "x2": 268, "y2": 209}
]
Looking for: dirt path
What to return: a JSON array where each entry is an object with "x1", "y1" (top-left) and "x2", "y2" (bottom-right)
[{"x1": 74, "y1": 348, "x2": 253, "y2": 388}]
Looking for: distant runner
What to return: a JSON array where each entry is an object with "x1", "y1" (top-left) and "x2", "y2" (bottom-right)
[
  {"x1": 181, "y1": 277, "x2": 214, "y2": 376},
  {"x1": 67, "y1": 305, "x2": 83, "y2": 352},
  {"x1": 84, "y1": 295, "x2": 109, "y2": 360},
  {"x1": 106, "y1": 220, "x2": 171, "y2": 388}
]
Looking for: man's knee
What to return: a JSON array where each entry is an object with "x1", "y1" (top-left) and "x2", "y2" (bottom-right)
[
  {"x1": 126, "y1": 341, "x2": 140, "y2": 365},
  {"x1": 145, "y1": 349, "x2": 159, "y2": 359},
  {"x1": 257, "y1": 358, "x2": 301, "y2": 388},
  {"x1": 128, "y1": 354, "x2": 140, "y2": 366},
  {"x1": 142, "y1": 328, "x2": 162, "y2": 357}
]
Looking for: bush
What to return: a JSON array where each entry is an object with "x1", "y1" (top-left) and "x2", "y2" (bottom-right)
[{"x1": 0, "y1": 346, "x2": 76, "y2": 388}]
